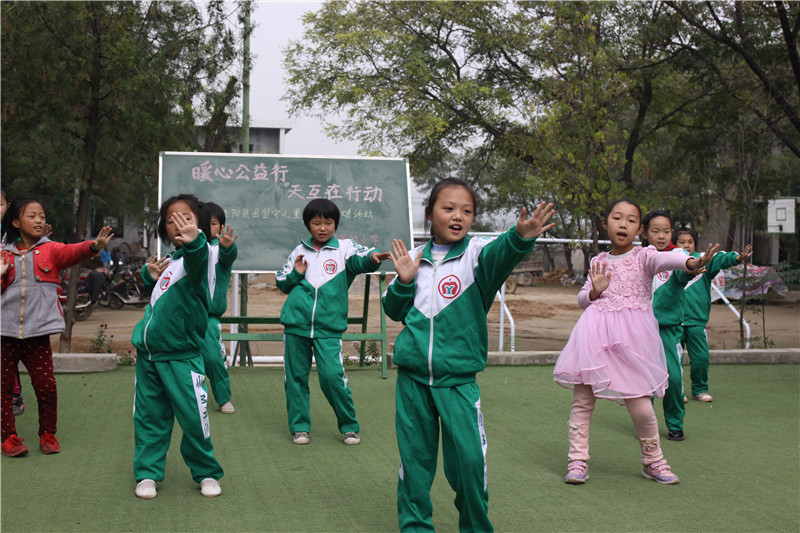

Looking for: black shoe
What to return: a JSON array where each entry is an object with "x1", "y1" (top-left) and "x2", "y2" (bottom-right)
[{"x1": 667, "y1": 430, "x2": 684, "y2": 441}]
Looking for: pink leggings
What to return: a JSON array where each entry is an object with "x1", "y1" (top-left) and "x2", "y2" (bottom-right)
[{"x1": 568, "y1": 384, "x2": 658, "y2": 462}]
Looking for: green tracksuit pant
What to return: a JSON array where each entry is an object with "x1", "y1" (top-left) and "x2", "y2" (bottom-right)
[
  {"x1": 133, "y1": 355, "x2": 223, "y2": 483},
  {"x1": 396, "y1": 370, "x2": 492, "y2": 533},
  {"x1": 682, "y1": 325, "x2": 710, "y2": 396},
  {"x1": 659, "y1": 325, "x2": 685, "y2": 432},
  {"x1": 203, "y1": 317, "x2": 232, "y2": 407},
  {"x1": 283, "y1": 333, "x2": 359, "y2": 434}
]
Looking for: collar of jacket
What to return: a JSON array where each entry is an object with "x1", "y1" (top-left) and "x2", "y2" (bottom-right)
[
  {"x1": 301, "y1": 235, "x2": 340, "y2": 251},
  {"x1": 420, "y1": 234, "x2": 471, "y2": 264},
  {"x1": 3, "y1": 236, "x2": 52, "y2": 254}
]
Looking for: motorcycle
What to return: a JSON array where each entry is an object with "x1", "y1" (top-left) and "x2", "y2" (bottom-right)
[
  {"x1": 97, "y1": 267, "x2": 149, "y2": 309},
  {"x1": 58, "y1": 269, "x2": 104, "y2": 321}
]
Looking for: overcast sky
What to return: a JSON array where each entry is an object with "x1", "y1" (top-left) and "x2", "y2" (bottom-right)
[{"x1": 247, "y1": 1, "x2": 361, "y2": 157}]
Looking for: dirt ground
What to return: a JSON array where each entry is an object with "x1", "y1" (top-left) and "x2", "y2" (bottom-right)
[{"x1": 59, "y1": 273, "x2": 800, "y2": 358}]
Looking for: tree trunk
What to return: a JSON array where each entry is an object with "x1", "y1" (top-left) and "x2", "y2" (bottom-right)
[
  {"x1": 59, "y1": 19, "x2": 102, "y2": 353},
  {"x1": 562, "y1": 243, "x2": 574, "y2": 276}
]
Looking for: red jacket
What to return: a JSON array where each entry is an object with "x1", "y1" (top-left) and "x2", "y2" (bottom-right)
[{"x1": 1, "y1": 238, "x2": 97, "y2": 338}]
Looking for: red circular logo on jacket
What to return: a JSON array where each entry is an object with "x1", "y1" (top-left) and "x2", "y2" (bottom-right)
[
  {"x1": 323, "y1": 259, "x2": 338, "y2": 274},
  {"x1": 160, "y1": 276, "x2": 171, "y2": 290},
  {"x1": 438, "y1": 275, "x2": 461, "y2": 299}
]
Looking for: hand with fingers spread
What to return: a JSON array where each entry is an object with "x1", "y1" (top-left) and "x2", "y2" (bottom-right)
[
  {"x1": 92, "y1": 226, "x2": 114, "y2": 252},
  {"x1": 588, "y1": 261, "x2": 611, "y2": 301},
  {"x1": 218, "y1": 224, "x2": 238, "y2": 248},
  {"x1": 686, "y1": 243, "x2": 720, "y2": 275},
  {"x1": 515, "y1": 202, "x2": 556, "y2": 240},
  {"x1": 146, "y1": 255, "x2": 170, "y2": 280},
  {"x1": 737, "y1": 244, "x2": 752, "y2": 264},
  {"x1": 171, "y1": 211, "x2": 198, "y2": 246},
  {"x1": 388, "y1": 239, "x2": 421, "y2": 285},
  {"x1": 294, "y1": 254, "x2": 307, "y2": 275}
]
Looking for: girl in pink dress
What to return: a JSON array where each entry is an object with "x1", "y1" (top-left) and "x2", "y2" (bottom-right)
[{"x1": 553, "y1": 199, "x2": 718, "y2": 485}]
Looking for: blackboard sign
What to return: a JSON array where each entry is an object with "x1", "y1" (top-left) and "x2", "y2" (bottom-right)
[{"x1": 158, "y1": 152, "x2": 412, "y2": 272}]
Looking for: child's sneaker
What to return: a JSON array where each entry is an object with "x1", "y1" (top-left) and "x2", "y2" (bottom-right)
[
  {"x1": 292, "y1": 432, "x2": 310, "y2": 445},
  {"x1": 642, "y1": 459, "x2": 680, "y2": 484},
  {"x1": 135, "y1": 479, "x2": 157, "y2": 499},
  {"x1": 1, "y1": 435, "x2": 29, "y2": 457},
  {"x1": 343, "y1": 432, "x2": 360, "y2": 445},
  {"x1": 12, "y1": 394, "x2": 24, "y2": 416},
  {"x1": 564, "y1": 460, "x2": 589, "y2": 484},
  {"x1": 667, "y1": 430, "x2": 685, "y2": 441},
  {"x1": 39, "y1": 433, "x2": 60, "y2": 454},
  {"x1": 220, "y1": 401, "x2": 235, "y2": 414},
  {"x1": 200, "y1": 478, "x2": 221, "y2": 497},
  {"x1": 692, "y1": 392, "x2": 713, "y2": 402}
]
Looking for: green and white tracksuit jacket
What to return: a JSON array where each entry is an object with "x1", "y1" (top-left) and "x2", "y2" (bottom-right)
[
  {"x1": 276, "y1": 236, "x2": 380, "y2": 435},
  {"x1": 682, "y1": 250, "x2": 740, "y2": 396},
  {"x1": 131, "y1": 232, "x2": 223, "y2": 484},
  {"x1": 382, "y1": 228, "x2": 536, "y2": 533},
  {"x1": 203, "y1": 238, "x2": 237, "y2": 406},
  {"x1": 651, "y1": 246, "x2": 691, "y2": 432}
]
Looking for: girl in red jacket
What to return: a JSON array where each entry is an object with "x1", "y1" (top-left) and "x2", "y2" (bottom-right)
[{"x1": 1, "y1": 194, "x2": 112, "y2": 457}]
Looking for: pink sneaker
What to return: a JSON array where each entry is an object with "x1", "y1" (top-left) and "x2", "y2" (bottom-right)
[
  {"x1": 564, "y1": 460, "x2": 589, "y2": 484},
  {"x1": 642, "y1": 459, "x2": 679, "y2": 484}
]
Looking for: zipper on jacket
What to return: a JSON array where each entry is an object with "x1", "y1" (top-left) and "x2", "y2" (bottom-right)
[
  {"x1": 428, "y1": 261, "x2": 438, "y2": 386},
  {"x1": 142, "y1": 312, "x2": 154, "y2": 360},
  {"x1": 310, "y1": 248, "x2": 320, "y2": 338},
  {"x1": 18, "y1": 254, "x2": 26, "y2": 338}
]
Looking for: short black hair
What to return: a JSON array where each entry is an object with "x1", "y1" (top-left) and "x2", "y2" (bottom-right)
[
  {"x1": 303, "y1": 199, "x2": 340, "y2": 230},
  {"x1": 641, "y1": 209, "x2": 673, "y2": 247},
  {"x1": 1, "y1": 194, "x2": 44, "y2": 244},
  {"x1": 205, "y1": 202, "x2": 226, "y2": 227},
  {"x1": 673, "y1": 225, "x2": 699, "y2": 247},
  {"x1": 157, "y1": 194, "x2": 211, "y2": 245}
]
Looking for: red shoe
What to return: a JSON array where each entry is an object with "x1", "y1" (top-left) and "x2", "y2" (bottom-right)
[
  {"x1": 40, "y1": 433, "x2": 61, "y2": 454},
  {"x1": 2, "y1": 435, "x2": 29, "y2": 457}
]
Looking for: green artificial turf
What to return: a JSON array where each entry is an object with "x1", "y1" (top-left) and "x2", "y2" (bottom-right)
[{"x1": 1, "y1": 364, "x2": 798, "y2": 532}]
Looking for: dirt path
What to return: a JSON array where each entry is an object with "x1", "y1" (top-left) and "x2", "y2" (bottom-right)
[{"x1": 61, "y1": 275, "x2": 799, "y2": 357}]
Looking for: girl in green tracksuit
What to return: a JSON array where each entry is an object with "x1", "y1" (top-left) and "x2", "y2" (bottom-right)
[
  {"x1": 131, "y1": 194, "x2": 223, "y2": 500},
  {"x1": 383, "y1": 178, "x2": 555, "y2": 533},
  {"x1": 644, "y1": 210, "x2": 719, "y2": 442},
  {"x1": 276, "y1": 198, "x2": 389, "y2": 446},
  {"x1": 203, "y1": 202, "x2": 238, "y2": 414},
  {"x1": 673, "y1": 226, "x2": 751, "y2": 402}
]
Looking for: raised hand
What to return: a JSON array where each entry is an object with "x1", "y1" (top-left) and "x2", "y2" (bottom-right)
[
  {"x1": 687, "y1": 243, "x2": 721, "y2": 275},
  {"x1": 388, "y1": 239, "x2": 421, "y2": 285},
  {"x1": 93, "y1": 226, "x2": 114, "y2": 250},
  {"x1": 146, "y1": 255, "x2": 170, "y2": 280},
  {"x1": 589, "y1": 261, "x2": 611, "y2": 300},
  {"x1": 737, "y1": 244, "x2": 752, "y2": 263},
  {"x1": 515, "y1": 202, "x2": 556, "y2": 240},
  {"x1": 371, "y1": 251, "x2": 391, "y2": 264},
  {"x1": 171, "y1": 211, "x2": 198, "y2": 245},
  {"x1": 294, "y1": 254, "x2": 307, "y2": 275},
  {"x1": 219, "y1": 224, "x2": 238, "y2": 248}
]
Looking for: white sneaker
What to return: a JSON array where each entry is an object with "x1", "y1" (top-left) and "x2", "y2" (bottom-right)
[
  {"x1": 135, "y1": 479, "x2": 157, "y2": 499},
  {"x1": 292, "y1": 432, "x2": 310, "y2": 445},
  {"x1": 343, "y1": 432, "x2": 360, "y2": 445},
  {"x1": 200, "y1": 478, "x2": 221, "y2": 498},
  {"x1": 220, "y1": 401, "x2": 235, "y2": 414}
]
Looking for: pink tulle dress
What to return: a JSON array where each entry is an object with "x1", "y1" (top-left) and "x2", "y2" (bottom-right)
[{"x1": 554, "y1": 246, "x2": 691, "y2": 403}]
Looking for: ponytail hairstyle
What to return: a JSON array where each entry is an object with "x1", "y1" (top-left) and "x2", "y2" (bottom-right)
[
  {"x1": 423, "y1": 178, "x2": 479, "y2": 237},
  {"x1": 1, "y1": 194, "x2": 43, "y2": 244}
]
